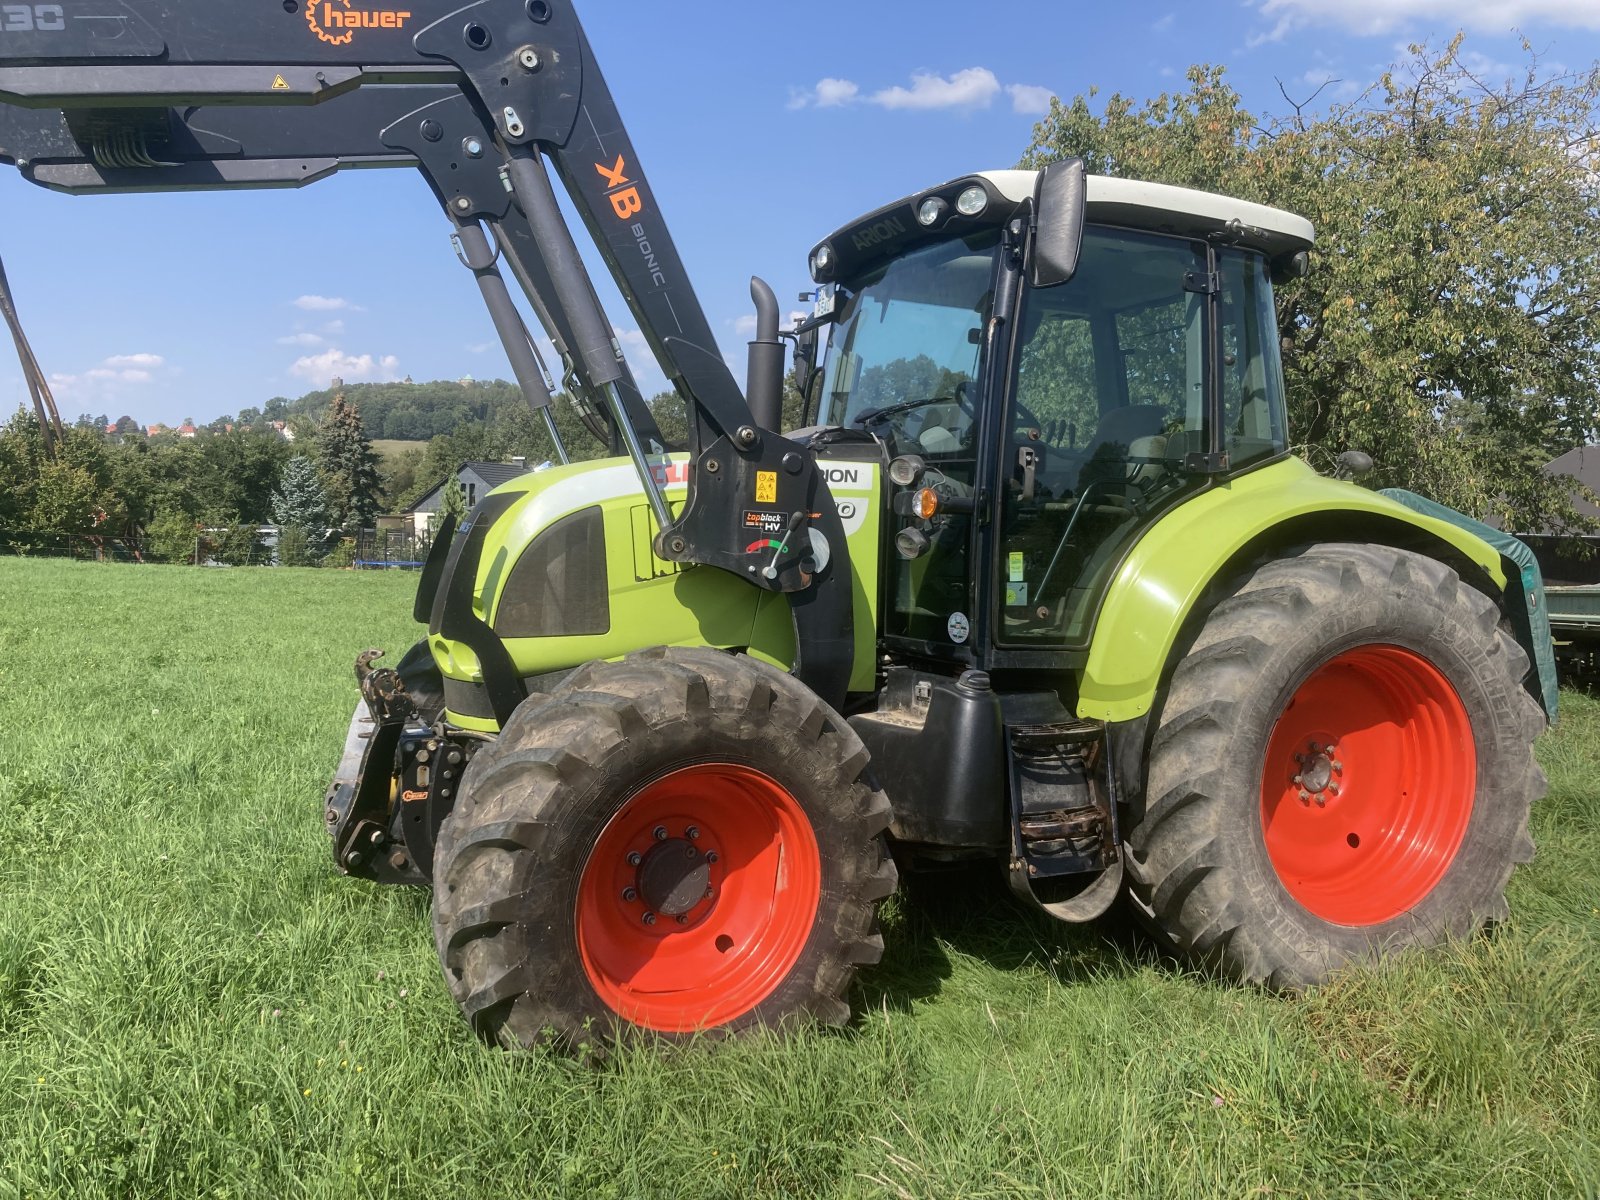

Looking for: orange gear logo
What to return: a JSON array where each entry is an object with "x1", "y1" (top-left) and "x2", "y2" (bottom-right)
[{"x1": 305, "y1": 0, "x2": 413, "y2": 45}]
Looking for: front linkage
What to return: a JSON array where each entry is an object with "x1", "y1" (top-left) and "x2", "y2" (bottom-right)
[{"x1": 325, "y1": 646, "x2": 473, "y2": 886}]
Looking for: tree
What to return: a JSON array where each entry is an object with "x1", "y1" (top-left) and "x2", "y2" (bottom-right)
[
  {"x1": 1019, "y1": 43, "x2": 1600, "y2": 533},
  {"x1": 441, "y1": 473, "x2": 467, "y2": 523},
  {"x1": 316, "y1": 393, "x2": 382, "y2": 528},
  {"x1": 272, "y1": 455, "x2": 331, "y2": 529},
  {"x1": 273, "y1": 454, "x2": 331, "y2": 566}
]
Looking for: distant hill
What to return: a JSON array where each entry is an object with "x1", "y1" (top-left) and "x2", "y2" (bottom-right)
[{"x1": 279, "y1": 378, "x2": 523, "y2": 441}]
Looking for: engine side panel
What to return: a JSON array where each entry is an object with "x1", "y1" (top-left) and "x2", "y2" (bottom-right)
[{"x1": 431, "y1": 454, "x2": 883, "y2": 727}]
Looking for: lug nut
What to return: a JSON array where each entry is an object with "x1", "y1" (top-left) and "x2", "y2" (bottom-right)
[
  {"x1": 1315, "y1": 795, "x2": 1328, "y2": 808},
  {"x1": 653, "y1": 826, "x2": 668, "y2": 841},
  {"x1": 622, "y1": 887, "x2": 638, "y2": 902},
  {"x1": 675, "y1": 915, "x2": 689, "y2": 925},
  {"x1": 642, "y1": 912, "x2": 657, "y2": 926},
  {"x1": 686, "y1": 826, "x2": 700, "y2": 840},
  {"x1": 704, "y1": 886, "x2": 715, "y2": 899},
  {"x1": 1298, "y1": 790, "x2": 1312, "y2": 804},
  {"x1": 704, "y1": 851, "x2": 718, "y2": 864},
  {"x1": 1292, "y1": 774, "x2": 1304, "y2": 785},
  {"x1": 626, "y1": 851, "x2": 642, "y2": 866},
  {"x1": 1331, "y1": 760, "x2": 1344, "y2": 772}
]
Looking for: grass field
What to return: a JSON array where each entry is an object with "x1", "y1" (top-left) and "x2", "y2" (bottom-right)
[
  {"x1": 371, "y1": 439, "x2": 427, "y2": 458},
  {"x1": 0, "y1": 557, "x2": 1596, "y2": 1199}
]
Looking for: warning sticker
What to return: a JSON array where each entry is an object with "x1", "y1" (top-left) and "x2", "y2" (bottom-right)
[
  {"x1": 271, "y1": 74, "x2": 291, "y2": 90},
  {"x1": 742, "y1": 510, "x2": 786, "y2": 536},
  {"x1": 1005, "y1": 582, "x2": 1030, "y2": 607},
  {"x1": 755, "y1": 471, "x2": 778, "y2": 504},
  {"x1": 1008, "y1": 551, "x2": 1026, "y2": 582}
]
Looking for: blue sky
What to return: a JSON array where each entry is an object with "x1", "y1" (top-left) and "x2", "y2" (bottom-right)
[{"x1": 2, "y1": 0, "x2": 1597, "y2": 427}]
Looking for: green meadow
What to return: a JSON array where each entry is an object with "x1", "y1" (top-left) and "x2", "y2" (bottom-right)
[{"x1": 0, "y1": 558, "x2": 1595, "y2": 1199}]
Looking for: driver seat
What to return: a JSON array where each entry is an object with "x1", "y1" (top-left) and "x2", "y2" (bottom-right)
[{"x1": 1076, "y1": 404, "x2": 1168, "y2": 489}]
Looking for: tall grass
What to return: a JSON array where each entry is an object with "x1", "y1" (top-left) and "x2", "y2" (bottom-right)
[{"x1": 0, "y1": 559, "x2": 1595, "y2": 1199}]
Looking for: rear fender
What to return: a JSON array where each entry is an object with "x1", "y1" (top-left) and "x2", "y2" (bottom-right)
[{"x1": 1077, "y1": 456, "x2": 1519, "y2": 723}]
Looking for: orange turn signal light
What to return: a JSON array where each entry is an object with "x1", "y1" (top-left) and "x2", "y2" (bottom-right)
[{"x1": 913, "y1": 487, "x2": 941, "y2": 520}]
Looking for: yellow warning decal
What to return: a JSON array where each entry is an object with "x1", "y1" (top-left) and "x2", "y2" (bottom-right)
[
  {"x1": 271, "y1": 74, "x2": 291, "y2": 90},
  {"x1": 755, "y1": 471, "x2": 778, "y2": 504}
]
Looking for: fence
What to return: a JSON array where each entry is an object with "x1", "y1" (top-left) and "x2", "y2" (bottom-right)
[{"x1": 0, "y1": 526, "x2": 437, "y2": 569}]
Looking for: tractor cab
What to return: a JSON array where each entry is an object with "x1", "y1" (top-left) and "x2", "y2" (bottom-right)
[{"x1": 804, "y1": 170, "x2": 1314, "y2": 667}]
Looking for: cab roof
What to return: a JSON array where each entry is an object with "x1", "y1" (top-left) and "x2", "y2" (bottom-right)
[
  {"x1": 812, "y1": 168, "x2": 1315, "y2": 281},
  {"x1": 978, "y1": 169, "x2": 1315, "y2": 255}
]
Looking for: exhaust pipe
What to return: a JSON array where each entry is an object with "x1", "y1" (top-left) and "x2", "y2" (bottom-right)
[{"x1": 746, "y1": 275, "x2": 784, "y2": 432}]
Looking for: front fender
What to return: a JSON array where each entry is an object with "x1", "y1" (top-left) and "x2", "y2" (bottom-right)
[{"x1": 1077, "y1": 457, "x2": 1507, "y2": 722}]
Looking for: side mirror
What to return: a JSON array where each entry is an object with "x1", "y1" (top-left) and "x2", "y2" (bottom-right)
[
  {"x1": 1334, "y1": 450, "x2": 1374, "y2": 481},
  {"x1": 1030, "y1": 158, "x2": 1088, "y2": 289},
  {"x1": 792, "y1": 324, "x2": 819, "y2": 399}
]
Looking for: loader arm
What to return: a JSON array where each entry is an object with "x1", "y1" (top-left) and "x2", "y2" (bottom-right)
[{"x1": 0, "y1": 0, "x2": 854, "y2": 706}]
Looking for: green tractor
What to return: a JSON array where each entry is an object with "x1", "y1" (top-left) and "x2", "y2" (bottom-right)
[
  {"x1": 0, "y1": 0, "x2": 1552, "y2": 1049},
  {"x1": 334, "y1": 166, "x2": 1552, "y2": 1046}
]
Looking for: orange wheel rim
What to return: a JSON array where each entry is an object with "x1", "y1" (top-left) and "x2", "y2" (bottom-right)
[
  {"x1": 575, "y1": 763, "x2": 821, "y2": 1032},
  {"x1": 1260, "y1": 645, "x2": 1476, "y2": 926}
]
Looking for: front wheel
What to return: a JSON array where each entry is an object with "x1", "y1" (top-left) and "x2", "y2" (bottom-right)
[
  {"x1": 1125, "y1": 542, "x2": 1545, "y2": 989},
  {"x1": 430, "y1": 647, "x2": 896, "y2": 1047}
]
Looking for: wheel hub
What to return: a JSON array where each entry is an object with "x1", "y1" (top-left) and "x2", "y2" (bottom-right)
[
  {"x1": 1292, "y1": 741, "x2": 1342, "y2": 806},
  {"x1": 635, "y1": 838, "x2": 711, "y2": 916}
]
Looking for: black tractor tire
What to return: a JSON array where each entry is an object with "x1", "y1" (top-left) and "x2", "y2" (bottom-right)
[
  {"x1": 1124, "y1": 542, "x2": 1545, "y2": 990},
  {"x1": 430, "y1": 646, "x2": 896, "y2": 1048}
]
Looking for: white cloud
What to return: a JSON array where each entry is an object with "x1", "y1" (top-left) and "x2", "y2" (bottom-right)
[
  {"x1": 277, "y1": 332, "x2": 326, "y2": 348},
  {"x1": 788, "y1": 77, "x2": 862, "y2": 109},
  {"x1": 321, "y1": 319, "x2": 346, "y2": 336},
  {"x1": 1152, "y1": 12, "x2": 1176, "y2": 31},
  {"x1": 731, "y1": 314, "x2": 759, "y2": 338},
  {"x1": 292, "y1": 294, "x2": 360, "y2": 312},
  {"x1": 791, "y1": 67, "x2": 1056, "y2": 115},
  {"x1": 1008, "y1": 83, "x2": 1057, "y2": 115},
  {"x1": 871, "y1": 67, "x2": 1002, "y2": 111},
  {"x1": 102, "y1": 353, "x2": 164, "y2": 370},
  {"x1": 47, "y1": 351, "x2": 171, "y2": 409},
  {"x1": 288, "y1": 348, "x2": 401, "y2": 386},
  {"x1": 1252, "y1": 0, "x2": 1600, "y2": 41}
]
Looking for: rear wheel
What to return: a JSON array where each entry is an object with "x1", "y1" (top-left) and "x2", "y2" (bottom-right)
[
  {"x1": 431, "y1": 647, "x2": 896, "y2": 1047},
  {"x1": 1125, "y1": 543, "x2": 1544, "y2": 989}
]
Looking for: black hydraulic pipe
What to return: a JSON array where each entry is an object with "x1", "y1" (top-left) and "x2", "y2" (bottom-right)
[
  {"x1": 450, "y1": 220, "x2": 568, "y2": 465},
  {"x1": 503, "y1": 150, "x2": 623, "y2": 388},
  {"x1": 503, "y1": 147, "x2": 673, "y2": 530},
  {"x1": 746, "y1": 276, "x2": 785, "y2": 433}
]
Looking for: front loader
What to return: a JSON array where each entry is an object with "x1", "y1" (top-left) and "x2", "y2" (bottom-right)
[{"x1": 0, "y1": 1, "x2": 1555, "y2": 1047}]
